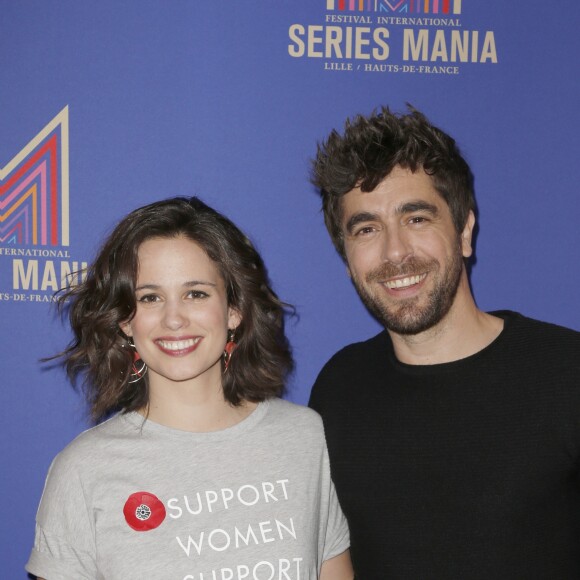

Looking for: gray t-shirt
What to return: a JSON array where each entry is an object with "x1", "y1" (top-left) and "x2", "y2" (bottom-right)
[{"x1": 26, "y1": 398, "x2": 349, "y2": 580}]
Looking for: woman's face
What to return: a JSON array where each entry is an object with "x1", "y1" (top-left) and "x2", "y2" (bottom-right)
[{"x1": 121, "y1": 236, "x2": 241, "y2": 391}]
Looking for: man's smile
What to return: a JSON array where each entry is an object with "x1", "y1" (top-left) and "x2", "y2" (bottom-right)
[{"x1": 383, "y1": 273, "x2": 427, "y2": 290}]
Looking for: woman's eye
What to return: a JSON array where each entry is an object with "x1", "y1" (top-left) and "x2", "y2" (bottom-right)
[
  {"x1": 137, "y1": 294, "x2": 159, "y2": 303},
  {"x1": 188, "y1": 290, "x2": 209, "y2": 300}
]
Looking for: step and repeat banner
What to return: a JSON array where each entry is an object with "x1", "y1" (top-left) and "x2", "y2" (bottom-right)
[{"x1": 2, "y1": 1, "x2": 579, "y2": 576}]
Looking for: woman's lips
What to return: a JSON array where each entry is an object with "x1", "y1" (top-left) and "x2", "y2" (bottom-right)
[{"x1": 154, "y1": 337, "x2": 202, "y2": 355}]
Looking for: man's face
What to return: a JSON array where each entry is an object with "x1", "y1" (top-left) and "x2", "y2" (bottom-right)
[{"x1": 341, "y1": 166, "x2": 474, "y2": 335}]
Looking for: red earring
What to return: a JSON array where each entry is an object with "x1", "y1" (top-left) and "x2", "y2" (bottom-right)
[
  {"x1": 223, "y1": 329, "x2": 237, "y2": 373},
  {"x1": 128, "y1": 339, "x2": 148, "y2": 383}
]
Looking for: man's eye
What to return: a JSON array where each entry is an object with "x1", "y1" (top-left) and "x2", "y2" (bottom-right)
[
  {"x1": 409, "y1": 216, "x2": 427, "y2": 224},
  {"x1": 355, "y1": 226, "x2": 375, "y2": 236}
]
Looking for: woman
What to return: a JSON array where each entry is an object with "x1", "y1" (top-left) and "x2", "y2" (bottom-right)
[{"x1": 26, "y1": 197, "x2": 353, "y2": 580}]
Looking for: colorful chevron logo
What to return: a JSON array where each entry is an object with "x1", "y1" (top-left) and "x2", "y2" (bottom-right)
[
  {"x1": 0, "y1": 107, "x2": 70, "y2": 246},
  {"x1": 326, "y1": 0, "x2": 462, "y2": 13}
]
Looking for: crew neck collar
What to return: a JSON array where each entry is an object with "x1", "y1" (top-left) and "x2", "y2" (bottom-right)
[
  {"x1": 383, "y1": 310, "x2": 518, "y2": 375},
  {"x1": 121, "y1": 399, "x2": 270, "y2": 442}
]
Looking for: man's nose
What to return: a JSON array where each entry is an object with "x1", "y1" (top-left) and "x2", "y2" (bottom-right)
[{"x1": 381, "y1": 225, "x2": 412, "y2": 265}]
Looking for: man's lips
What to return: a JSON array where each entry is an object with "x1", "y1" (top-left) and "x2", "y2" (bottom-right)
[
  {"x1": 383, "y1": 273, "x2": 427, "y2": 290},
  {"x1": 154, "y1": 337, "x2": 202, "y2": 355}
]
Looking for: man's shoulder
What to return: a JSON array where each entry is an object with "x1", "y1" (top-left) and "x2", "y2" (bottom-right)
[
  {"x1": 323, "y1": 330, "x2": 389, "y2": 368},
  {"x1": 498, "y1": 310, "x2": 580, "y2": 345},
  {"x1": 310, "y1": 330, "x2": 389, "y2": 410},
  {"x1": 494, "y1": 311, "x2": 580, "y2": 372}
]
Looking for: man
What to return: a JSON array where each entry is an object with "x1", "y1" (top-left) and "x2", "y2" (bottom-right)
[{"x1": 308, "y1": 106, "x2": 580, "y2": 578}]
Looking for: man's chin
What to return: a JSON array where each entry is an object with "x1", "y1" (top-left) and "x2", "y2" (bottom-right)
[
  {"x1": 383, "y1": 315, "x2": 435, "y2": 335},
  {"x1": 387, "y1": 319, "x2": 436, "y2": 335},
  {"x1": 371, "y1": 301, "x2": 442, "y2": 335}
]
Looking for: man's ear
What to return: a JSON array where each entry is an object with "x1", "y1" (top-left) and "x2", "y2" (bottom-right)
[{"x1": 461, "y1": 211, "x2": 476, "y2": 258}]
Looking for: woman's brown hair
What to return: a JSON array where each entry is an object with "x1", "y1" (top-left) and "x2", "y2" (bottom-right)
[{"x1": 56, "y1": 197, "x2": 293, "y2": 421}]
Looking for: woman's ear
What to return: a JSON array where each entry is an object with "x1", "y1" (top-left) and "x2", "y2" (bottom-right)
[
  {"x1": 228, "y1": 307, "x2": 242, "y2": 331},
  {"x1": 119, "y1": 321, "x2": 133, "y2": 338}
]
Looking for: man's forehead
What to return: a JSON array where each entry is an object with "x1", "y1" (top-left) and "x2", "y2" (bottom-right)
[{"x1": 342, "y1": 170, "x2": 441, "y2": 212}]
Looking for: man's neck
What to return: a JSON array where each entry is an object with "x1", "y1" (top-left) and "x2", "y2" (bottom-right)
[{"x1": 389, "y1": 287, "x2": 504, "y2": 366}]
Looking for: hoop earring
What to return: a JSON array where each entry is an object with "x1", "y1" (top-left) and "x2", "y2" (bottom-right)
[
  {"x1": 128, "y1": 339, "x2": 148, "y2": 383},
  {"x1": 223, "y1": 329, "x2": 237, "y2": 373}
]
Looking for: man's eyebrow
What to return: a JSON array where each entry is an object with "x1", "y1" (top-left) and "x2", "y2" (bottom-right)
[
  {"x1": 345, "y1": 212, "x2": 380, "y2": 234},
  {"x1": 344, "y1": 202, "x2": 439, "y2": 234},
  {"x1": 397, "y1": 201, "x2": 439, "y2": 216}
]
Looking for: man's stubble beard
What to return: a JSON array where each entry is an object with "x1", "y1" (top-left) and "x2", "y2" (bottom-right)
[{"x1": 351, "y1": 239, "x2": 464, "y2": 336}]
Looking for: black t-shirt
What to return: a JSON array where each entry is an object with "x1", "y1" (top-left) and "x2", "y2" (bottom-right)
[{"x1": 310, "y1": 311, "x2": 580, "y2": 579}]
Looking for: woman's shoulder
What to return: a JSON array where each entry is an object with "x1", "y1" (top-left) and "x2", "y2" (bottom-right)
[
  {"x1": 265, "y1": 397, "x2": 324, "y2": 433},
  {"x1": 50, "y1": 413, "x2": 131, "y2": 472}
]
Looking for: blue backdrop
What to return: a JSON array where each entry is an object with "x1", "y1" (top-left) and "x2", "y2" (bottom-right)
[{"x1": 1, "y1": 1, "x2": 579, "y2": 577}]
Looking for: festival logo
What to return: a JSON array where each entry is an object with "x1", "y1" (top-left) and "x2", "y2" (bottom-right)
[
  {"x1": 288, "y1": 0, "x2": 497, "y2": 75},
  {"x1": 326, "y1": 0, "x2": 463, "y2": 14},
  {"x1": 1, "y1": 107, "x2": 69, "y2": 247},
  {"x1": 0, "y1": 107, "x2": 88, "y2": 303}
]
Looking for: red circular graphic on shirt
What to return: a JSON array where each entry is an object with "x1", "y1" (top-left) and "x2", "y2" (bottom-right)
[{"x1": 123, "y1": 491, "x2": 166, "y2": 532}]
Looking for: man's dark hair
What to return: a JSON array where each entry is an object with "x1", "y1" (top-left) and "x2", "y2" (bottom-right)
[
  {"x1": 312, "y1": 105, "x2": 475, "y2": 259},
  {"x1": 54, "y1": 196, "x2": 294, "y2": 421}
]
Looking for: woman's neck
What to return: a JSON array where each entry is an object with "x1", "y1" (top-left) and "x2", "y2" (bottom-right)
[{"x1": 139, "y1": 379, "x2": 257, "y2": 433}]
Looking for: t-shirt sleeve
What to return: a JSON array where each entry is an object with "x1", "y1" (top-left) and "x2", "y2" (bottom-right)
[
  {"x1": 320, "y1": 445, "x2": 350, "y2": 561},
  {"x1": 25, "y1": 452, "x2": 97, "y2": 579},
  {"x1": 308, "y1": 364, "x2": 328, "y2": 414}
]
